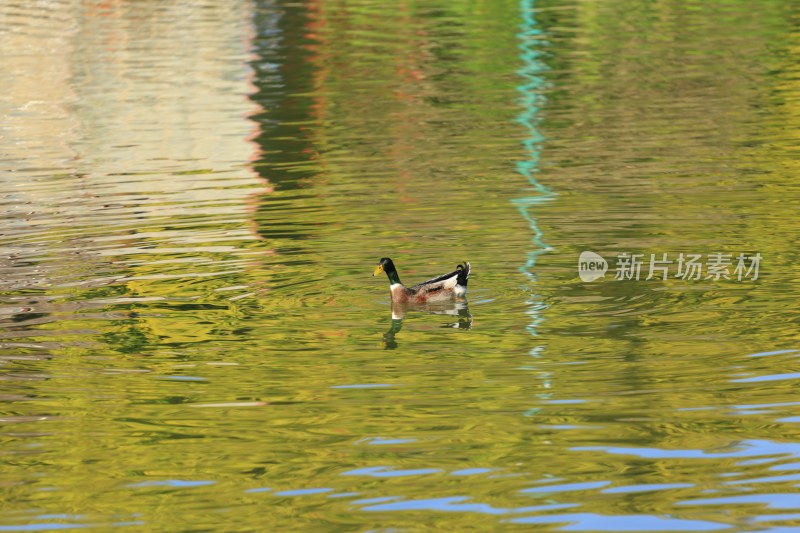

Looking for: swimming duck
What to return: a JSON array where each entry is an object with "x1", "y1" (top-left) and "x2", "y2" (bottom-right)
[{"x1": 373, "y1": 257, "x2": 470, "y2": 304}]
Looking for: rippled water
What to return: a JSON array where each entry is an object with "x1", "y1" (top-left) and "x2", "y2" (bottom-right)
[{"x1": 2, "y1": 0, "x2": 800, "y2": 531}]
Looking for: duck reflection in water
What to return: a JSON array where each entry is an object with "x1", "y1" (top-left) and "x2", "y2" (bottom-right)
[{"x1": 382, "y1": 301, "x2": 472, "y2": 349}]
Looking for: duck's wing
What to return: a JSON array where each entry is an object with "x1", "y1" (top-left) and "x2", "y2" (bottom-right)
[
  {"x1": 408, "y1": 270, "x2": 459, "y2": 294},
  {"x1": 409, "y1": 262, "x2": 470, "y2": 293}
]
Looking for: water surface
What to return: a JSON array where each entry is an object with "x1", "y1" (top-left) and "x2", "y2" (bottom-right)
[{"x1": 1, "y1": 0, "x2": 800, "y2": 531}]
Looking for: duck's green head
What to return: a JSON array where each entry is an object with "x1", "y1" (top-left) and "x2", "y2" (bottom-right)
[{"x1": 373, "y1": 257, "x2": 401, "y2": 284}]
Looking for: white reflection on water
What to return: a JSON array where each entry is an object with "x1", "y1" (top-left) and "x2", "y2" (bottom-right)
[{"x1": 0, "y1": 0, "x2": 266, "y2": 296}]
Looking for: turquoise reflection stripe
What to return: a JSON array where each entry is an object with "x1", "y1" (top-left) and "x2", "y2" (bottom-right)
[
  {"x1": 516, "y1": 0, "x2": 553, "y2": 415},
  {"x1": 513, "y1": 0, "x2": 556, "y2": 286}
]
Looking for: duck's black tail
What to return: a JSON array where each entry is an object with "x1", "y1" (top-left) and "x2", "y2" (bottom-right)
[{"x1": 456, "y1": 261, "x2": 470, "y2": 287}]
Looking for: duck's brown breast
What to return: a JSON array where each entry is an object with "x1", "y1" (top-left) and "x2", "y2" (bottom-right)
[{"x1": 390, "y1": 284, "x2": 410, "y2": 303}]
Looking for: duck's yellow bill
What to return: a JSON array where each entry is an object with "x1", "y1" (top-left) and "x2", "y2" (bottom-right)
[{"x1": 373, "y1": 265, "x2": 384, "y2": 276}]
